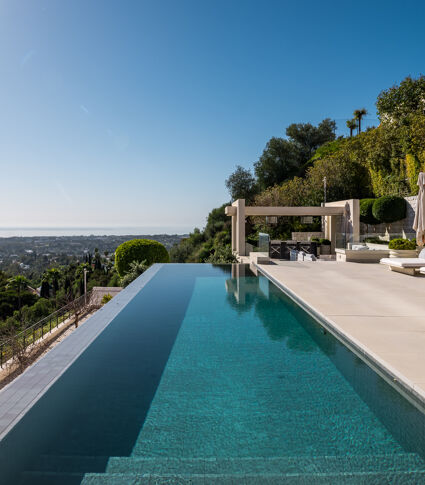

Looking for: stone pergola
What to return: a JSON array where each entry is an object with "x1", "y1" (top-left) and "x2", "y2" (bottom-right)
[{"x1": 225, "y1": 199, "x2": 360, "y2": 256}]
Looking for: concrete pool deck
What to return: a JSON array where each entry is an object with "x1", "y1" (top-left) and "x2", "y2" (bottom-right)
[{"x1": 256, "y1": 260, "x2": 425, "y2": 408}]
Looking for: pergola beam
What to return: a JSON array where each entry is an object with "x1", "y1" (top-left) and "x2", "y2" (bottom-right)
[
  {"x1": 226, "y1": 205, "x2": 345, "y2": 217},
  {"x1": 243, "y1": 206, "x2": 345, "y2": 216}
]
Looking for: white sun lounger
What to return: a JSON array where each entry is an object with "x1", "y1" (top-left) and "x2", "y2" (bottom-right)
[{"x1": 380, "y1": 249, "x2": 425, "y2": 275}]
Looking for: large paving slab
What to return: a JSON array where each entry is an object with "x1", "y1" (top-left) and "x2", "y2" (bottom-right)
[{"x1": 257, "y1": 261, "x2": 425, "y2": 406}]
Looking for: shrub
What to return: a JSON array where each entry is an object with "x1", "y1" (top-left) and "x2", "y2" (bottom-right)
[
  {"x1": 319, "y1": 238, "x2": 331, "y2": 245},
  {"x1": 360, "y1": 199, "x2": 379, "y2": 225},
  {"x1": 372, "y1": 196, "x2": 406, "y2": 223},
  {"x1": 101, "y1": 294, "x2": 113, "y2": 305},
  {"x1": 388, "y1": 238, "x2": 416, "y2": 250},
  {"x1": 363, "y1": 237, "x2": 387, "y2": 244},
  {"x1": 115, "y1": 239, "x2": 169, "y2": 276},
  {"x1": 204, "y1": 245, "x2": 237, "y2": 263}
]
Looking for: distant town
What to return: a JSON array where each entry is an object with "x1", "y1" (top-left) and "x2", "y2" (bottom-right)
[{"x1": 0, "y1": 234, "x2": 186, "y2": 278}]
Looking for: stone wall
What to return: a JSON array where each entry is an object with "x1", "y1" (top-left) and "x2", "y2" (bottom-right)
[{"x1": 360, "y1": 196, "x2": 417, "y2": 240}]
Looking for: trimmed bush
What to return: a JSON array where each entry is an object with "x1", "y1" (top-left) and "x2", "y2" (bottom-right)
[
  {"x1": 388, "y1": 238, "x2": 416, "y2": 250},
  {"x1": 115, "y1": 239, "x2": 169, "y2": 276},
  {"x1": 363, "y1": 237, "x2": 387, "y2": 244},
  {"x1": 360, "y1": 198, "x2": 379, "y2": 225},
  {"x1": 372, "y1": 196, "x2": 406, "y2": 223},
  {"x1": 319, "y1": 238, "x2": 331, "y2": 245}
]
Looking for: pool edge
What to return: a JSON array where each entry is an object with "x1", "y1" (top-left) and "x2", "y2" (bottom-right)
[
  {"x1": 256, "y1": 263, "x2": 425, "y2": 415},
  {"x1": 0, "y1": 264, "x2": 164, "y2": 442}
]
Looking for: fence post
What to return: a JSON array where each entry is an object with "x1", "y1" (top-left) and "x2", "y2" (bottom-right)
[
  {"x1": 41, "y1": 323, "x2": 44, "y2": 339},
  {"x1": 0, "y1": 345, "x2": 2, "y2": 368}
]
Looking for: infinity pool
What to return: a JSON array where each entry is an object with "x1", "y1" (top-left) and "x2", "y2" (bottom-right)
[{"x1": 0, "y1": 264, "x2": 425, "y2": 484}]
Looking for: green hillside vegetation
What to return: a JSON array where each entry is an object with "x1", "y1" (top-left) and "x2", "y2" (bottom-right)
[
  {"x1": 170, "y1": 75, "x2": 425, "y2": 262},
  {"x1": 0, "y1": 249, "x2": 121, "y2": 340}
]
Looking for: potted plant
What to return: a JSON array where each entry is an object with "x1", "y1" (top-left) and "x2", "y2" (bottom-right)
[
  {"x1": 310, "y1": 237, "x2": 322, "y2": 256},
  {"x1": 319, "y1": 238, "x2": 331, "y2": 255},
  {"x1": 388, "y1": 238, "x2": 417, "y2": 258}
]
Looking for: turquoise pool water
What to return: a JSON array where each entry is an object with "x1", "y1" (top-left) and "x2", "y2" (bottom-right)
[{"x1": 1, "y1": 264, "x2": 425, "y2": 484}]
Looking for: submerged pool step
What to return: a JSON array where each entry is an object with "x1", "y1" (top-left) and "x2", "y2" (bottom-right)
[
  {"x1": 19, "y1": 470, "x2": 86, "y2": 485},
  {"x1": 28, "y1": 454, "x2": 109, "y2": 473},
  {"x1": 81, "y1": 470, "x2": 425, "y2": 484},
  {"x1": 105, "y1": 453, "x2": 425, "y2": 475}
]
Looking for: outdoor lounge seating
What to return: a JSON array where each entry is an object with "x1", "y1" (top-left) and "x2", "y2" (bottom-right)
[{"x1": 380, "y1": 249, "x2": 425, "y2": 275}]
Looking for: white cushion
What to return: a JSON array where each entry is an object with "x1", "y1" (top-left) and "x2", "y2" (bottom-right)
[
  {"x1": 380, "y1": 258, "x2": 425, "y2": 268},
  {"x1": 352, "y1": 245, "x2": 369, "y2": 251},
  {"x1": 419, "y1": 248, "x2": 425, "y2": 259}
]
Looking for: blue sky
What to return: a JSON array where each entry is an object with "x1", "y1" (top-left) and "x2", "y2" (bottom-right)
[{"x1": 1, "y1": 0, "x2": 424, "y2": 232}]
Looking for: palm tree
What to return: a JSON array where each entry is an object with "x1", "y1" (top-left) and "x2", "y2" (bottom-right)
[
  {"x1": 6, "y1": 275, "x2": 30, "y2": 322},
  {"x1": 353, "y1": 108, "x2": 367, "y2": 134},
  {"x1": 346, "y1": 119, "x2": 357, "y2": 137},
  {"x1": 46, "y1": 268, "x2": 61, "y2": 297}
]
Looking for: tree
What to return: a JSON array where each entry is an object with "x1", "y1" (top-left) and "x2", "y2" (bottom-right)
[
  {"x1": 40, "y1": 279, "x2": 50, "y2": 299},
  {"x1": 346, "y1": 119, "x2": 357, "y2": 138},
  {"x1": 6, "y1": 276, "x2": 30, "y2": 322},
  {"x1": 376, "y1": 75, "x2": 425, "y2": 122},
  {"x1": 115, "y1": 239, "x2": 169, "y2": 277},
  {"x1": 225, "y1": 166, "x2": 257, "y2": 202},
  {"x1": 286, "y1": 118, "x2": 337, "y2": 161},
  {"x1": 254, "y1": 138, "x2": 299, "y2": 190},
  {"x1": 353, "y1": 108, "x2": 367, "y2": 134},
  {"x1": 46, "y1": 268, "x2": 61, "y2": 296}
]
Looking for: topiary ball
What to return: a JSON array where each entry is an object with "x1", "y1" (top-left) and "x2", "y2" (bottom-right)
[
  {"x1": 115, "y1": 239, "x2": 169, "y2": 277},
  {"x1": 360, "y1": 198, "x2": 379, "y2": 225},
  {"x1": 388, "y1": 238, "x2": 416, "y2": 250},
  {"x1": 372, "y1": 196, "x2": 406, "y2": 223}
]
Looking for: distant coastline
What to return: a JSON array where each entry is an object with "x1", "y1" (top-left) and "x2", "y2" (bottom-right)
[{"x1": 0, "y1": 227, "x2": 192, "y2": 237}]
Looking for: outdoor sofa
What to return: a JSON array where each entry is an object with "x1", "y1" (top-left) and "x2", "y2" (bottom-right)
[{"x1": 380, "y1": 249, "x2": 425, "y2": 276}]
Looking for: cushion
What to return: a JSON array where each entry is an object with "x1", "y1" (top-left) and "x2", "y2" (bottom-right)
[
  {"x1": 351, "y1": 245, "x2": 369, "y2": 251},
  {"x1": 419, "y1": 248, "x2": 425, "y2": 259},
  {"x1": 380, "y1": 258, "x2": 425, "y2": 268}
]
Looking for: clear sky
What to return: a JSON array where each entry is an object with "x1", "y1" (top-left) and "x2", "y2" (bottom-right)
[{"x1": 1, "y1": 0, "x2": 424, "y2": 233}]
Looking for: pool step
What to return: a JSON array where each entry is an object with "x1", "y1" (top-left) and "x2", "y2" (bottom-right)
[
  {"x1": 19, "y1": 470, "x2": 86, "y2": 485},
  {"x1": 29, "y1": 454, "x2": 109, "y2": 473},
  {"x1": 105, "y1": 453, "x2": 425, "y2": 475},
  {"x1": 81, "y1": 470, "x2": 425, "y2": 484}
]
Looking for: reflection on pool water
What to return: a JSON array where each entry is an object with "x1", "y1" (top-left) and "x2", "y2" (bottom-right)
[{"x1": 0, "y1": 264, "x2": 424, "y2": 484}]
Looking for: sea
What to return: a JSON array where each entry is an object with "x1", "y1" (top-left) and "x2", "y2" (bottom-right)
[{"x1": 0, "y1": 227, "x2": 192, "y2": 237}]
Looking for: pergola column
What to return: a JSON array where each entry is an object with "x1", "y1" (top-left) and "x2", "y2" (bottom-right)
[
  {"x1": 231, "y1": 215, "x2": 237, "y2": 252},
  {"x1": 234, "y1": 199, "x2": 246, "y2": 256}
]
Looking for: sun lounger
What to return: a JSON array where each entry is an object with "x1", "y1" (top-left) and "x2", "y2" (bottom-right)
[{"x1": 380, "y1": 249, "x2": 425, "y2": 275}]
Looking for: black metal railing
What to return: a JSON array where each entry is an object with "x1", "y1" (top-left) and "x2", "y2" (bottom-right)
[{"x1": 0, "y1": 291, "x2": 93, "y2": 368}]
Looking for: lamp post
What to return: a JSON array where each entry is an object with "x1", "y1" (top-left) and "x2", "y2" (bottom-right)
[{"x1": 323, "y1": 176, "x2": 327, "y2": 205}]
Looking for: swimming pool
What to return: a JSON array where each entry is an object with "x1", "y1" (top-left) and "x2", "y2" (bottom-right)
[{"x1": 0, "y1": 264, "x2": 424, "y2": 484}]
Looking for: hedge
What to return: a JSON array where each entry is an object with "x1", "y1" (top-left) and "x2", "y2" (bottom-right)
[
  {"x1": 372, "y1": 196, "x2": 406, "y2": 224},
  {"x1": 115, "y1": 239, "x2": 169, "y2": 276},
  {"x1": 388, "y1": 238, "x2": 416, "y2": 250},
  {"x1": 359, "y1": 198, "x2": 379, "y2": 225}
]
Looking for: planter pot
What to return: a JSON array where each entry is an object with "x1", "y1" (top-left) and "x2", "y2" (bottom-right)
[
  {"x1": 389, "y1": 249, "x2": 418, "y2": 258},
  {"x1": 320, "y1": 245, "x2": 331, "y2": 255}
]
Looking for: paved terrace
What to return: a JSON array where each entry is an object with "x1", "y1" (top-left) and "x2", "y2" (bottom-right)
[{"x1": 257, "y1": 261, "x2": 425, "y2": 408}]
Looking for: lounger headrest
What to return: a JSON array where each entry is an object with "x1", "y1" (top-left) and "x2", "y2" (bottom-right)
[{"x1": 419, "y1": 248, "x2": 425, "y2": 259}]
